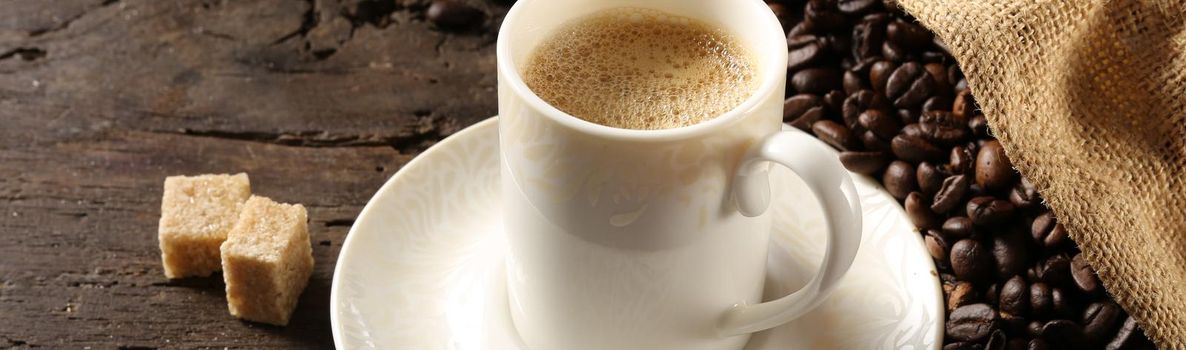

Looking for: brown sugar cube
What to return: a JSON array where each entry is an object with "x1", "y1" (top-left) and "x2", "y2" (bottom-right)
[
  {"x1": 158, "y1": 173, "x2": 251, "y2": 279},
  {"x1": 220, "y1": 195, "x2": 313, "y2": 326}
]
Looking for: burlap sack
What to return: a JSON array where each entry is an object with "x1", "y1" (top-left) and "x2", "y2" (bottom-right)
[{"x1": 896, "y1": 0, "x2": 1186, "y2": 347}]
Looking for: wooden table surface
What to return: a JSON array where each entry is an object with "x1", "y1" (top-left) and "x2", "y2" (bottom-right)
[{"x1": 0, "y1": 0, "x2": 509, "y2": 348}]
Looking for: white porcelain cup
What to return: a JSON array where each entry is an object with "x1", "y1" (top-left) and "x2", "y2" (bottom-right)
[{"x1": 496, "y1": 1, "x2": 863, "y2": 349}]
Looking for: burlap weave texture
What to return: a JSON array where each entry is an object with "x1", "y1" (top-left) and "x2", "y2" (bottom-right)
[{"x1": 897, "y1": 0, "x2": 1186, "y2": 347}]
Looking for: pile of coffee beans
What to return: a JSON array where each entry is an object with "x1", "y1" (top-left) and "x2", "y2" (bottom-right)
[{"x1": 766, "y1": 0, "x2": 1155, "y2": 348}]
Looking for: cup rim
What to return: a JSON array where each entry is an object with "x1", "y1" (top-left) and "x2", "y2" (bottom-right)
[{"x1": 496, "y1": 0, "x2": 788, "y2": 142}]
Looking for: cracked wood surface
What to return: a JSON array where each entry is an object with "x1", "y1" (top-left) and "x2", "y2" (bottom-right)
[{"x1": 0, "y1": 0, "x2": 509, "y2": 348}]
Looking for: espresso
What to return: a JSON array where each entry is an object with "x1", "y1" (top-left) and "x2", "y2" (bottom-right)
[{"x1": 522, "y1": 8, "x2": 759, "y2": 130}]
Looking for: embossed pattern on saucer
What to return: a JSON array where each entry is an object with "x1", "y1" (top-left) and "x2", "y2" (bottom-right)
[{"x1": 330, "y1": 118, "x2": 943, "y2": 349}]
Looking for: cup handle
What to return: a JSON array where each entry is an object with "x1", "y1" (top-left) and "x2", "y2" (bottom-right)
[{"x1": 719, "y1": 129, "x2": 863, "y2": 336}]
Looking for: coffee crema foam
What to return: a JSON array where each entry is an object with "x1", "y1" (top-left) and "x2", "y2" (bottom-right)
[{"x1": 522, "y1": 8, "x2": 760, "y2": 130}]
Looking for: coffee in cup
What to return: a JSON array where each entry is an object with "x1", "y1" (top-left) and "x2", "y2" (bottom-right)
[{"x1": 521, "y1": 7, "x2": 759, "y2": 130}]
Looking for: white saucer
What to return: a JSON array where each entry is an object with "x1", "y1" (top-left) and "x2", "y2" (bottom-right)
[{"x1": 330, "y1": 117, "x2": 943, "y2": 349}]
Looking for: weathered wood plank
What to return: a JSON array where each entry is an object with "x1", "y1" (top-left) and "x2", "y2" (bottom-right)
[
  {"x1": 0, "y1": 0, "x2": 504, "y2": 144},
  {"x1": 0, "y1": 0, "x2": 510, "y2": 347}
]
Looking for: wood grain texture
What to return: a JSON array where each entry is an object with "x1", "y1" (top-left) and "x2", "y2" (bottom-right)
[{"x1": 0, "y1": 0, "x2": 509, "y2": 348}]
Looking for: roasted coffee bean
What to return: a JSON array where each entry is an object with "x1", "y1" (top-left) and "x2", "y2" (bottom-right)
[
  {"x1": 892, "y1": 134, "x2": 946, "y2": 162},
  {"x1": 1083, "y1": 302, "x2": 1123, "y2": 343},
  {"x1": 850, "y1": 56, "x2": 879, "y2": 73},
  {"x1": 823, "y1": 90, "x2": 845, "y2": 113},
  {"x1": 887, "y1": 20, "x2": 931, "y2": 48},
  {"x1": 917, "y1": 162, "x2": 947, "y2": 196},
  {"x1": 906, "y1": 191, "x2": 943, "y2": 229},
  {"x1": 842, "y1": 90, "x2": 889, "y2": 128},
  {"x1": 1028, "y1": 339, "x2": 1050, "y2": 350},
  {"x1": 1031, "y1": 211, "x2": 1054, "y2": 235},
  {"x1": 792, "y1": 68, "x2": 843, "y2": 95},
  {"x1": 922, "y1": 54, "x2": 950, "y2": 69},
  {"x1": 1106, "y1": 317, "x2": 1139, "y2": 350},
  {"x1": 921, "y1": 107, "x2": 966, "y2": 124},
  {"x1": 1071, "y1": 253, "x2": 1101, "y2": 294},
  {"x1": 427, "y1": 0, "x2": 484, "y2": 29},
  {"x1": 851, "y1": 15, "x2": 888, "y2": 59},
  {"x1": 952, "y1": 88, "x2": 978, "y2": 119},
  {"x1": 1031, "y1": 212, "x2": 1068, "y2": 248},
  {"x1": 931, "y1": 174, "x2": 968, "y2": 213},
  {"x1": 820, "y1": 34, "x2": 851, "y2": 56},
  {"x1": 999, "y1": 310, "x2": 1028, "y2": 335},
  {"x1": 920, "y1": 110, "x2": 970, "y2": 145},
  {"x1": 964, "y1": 140, "x2": 981, "y2": 157},
  {"x1": 943, "y1": 280, "x2": 957, "y2": 294},
  {"x1": 881, "y1": 40, "x2": 907, "y2": 62},
  {"x1": 839, "y1": 151, "x2": 891, "y2": 175},
  {"x1": 926, "y1": 230, "x2": 951, "y2": 263},
  {"x1": 1051, "y1": 288, "x2": 1072, "y2": 319},
  {"x1": 947, "y1": 63, "x2": 964, "y2": 83},
  {"x1": 967, "y1": 183, "x2": 986, "y2": 198},
  {"x1": 966, "y1": 196, "x2": 1015, "y2": 226},
  {"x1": 789, "y1": 107, "x2": 824, "y2": 131},
  {"x1": 897, "y1": 108, "x2": 918, "y2": 125},
  {"x1": 925, "y1": 63, "x2": 952, "y2": 94},
  {"x1": 1027, "y1": 321, "x2": 1045, "y2": 338},
  {"x1": 975, "y1": 140, "x2": 1015, "y2": 192},
  {"x1": 859, "y1": 110, "x2": 901, "y2": 139},
  {"x1": 950, "y1": 145, "x2": 976, "y2": 175},
  {"x1": 984, "y1": 283, "x2": 1000, "y2": 307},
  {"x1": 784, "y1": 94, "x2": 823, "y2": 122},
  {"x1": 861, "y1": 130, "x2": 892, "y2": 151},
  {"x1": 984, "y1": 330, "x2": 1006, "y2": 350},
  {"x1": 951, "y1": 239, "x2": 993, "y2": 282},
  {"x1": 812, "y1": 120, "x2": 858, "y2": 151},
  {"x1": 1030, "y1": 282, "x2": 1053, "y2": 318},
  {"x1": 1009, "y1": 177, "x2": 1040, "y2": 211},
  {"x1": 947, "y1": 303, "x2": 998, "y2": 342},
  {"x1": 788, "y1": 37, "x2": 825, "y2": 71},
  {"x1": 998, "y1": 276, "x2": 1029, "y2": 316},
  {"x1": 869, "y1": 60, "x2": 898, "y2": 94},
  {"x1": 843, "y1": 71, "x2": 867, "y2": 95},
  {"x1": 948, "y1": 281, "x2": 977, "y2": 312},
  {"x1": 923, "y1": 94, "x2": 953, "y2": 112},
  {"x1": 901, "y1": 121, "x2": 924, "y2": 138},
  {"x1": 943, "y1": 216, "x2": 975, "y2": 239},
  {"x1": 1034, "y1": 254, "x2": 1071, "y2": 287},
  {"x1": 886, "y1": 62, "x2": 935, "y2": 108},
  {"x1": 839, "y1": 91, "x2": 877, "y2": 128},
  {"x1": 920, "y1": 121, "x2": 969, "y2": 146},
  {"x1": 788, "y1": 33, "x2": 818, "y2": 48},
  {"x1": 838, "y1": 0, "x2": 880, "y2": 14},
  {"x1": 803, "y1": 0, "x2": 846, "y2": 32},
  {"x1": 954, "y1": 78, "x2": 969, "y2": 94},
  {"x1": 1007, "y1": 339, "x2": 1028, "y2": 350},
  {"x1": 884, "y1": 160, "x2": 918, "y2": 200},
  {"x1": 969, "y1": 114, "x2": 990, "y2": 137},
  {"x1": 1040, "y1": 320, "x2": 1084, "y2": 348},
  {"x1": 787, "y1": 22, "x2": 810, "y2": 38},
  {"x1": 920, "y1": 95, "x2": 948, "y2": 113},
  {"x1": 992, "y1": 230, "x2": 1030, "y2": 279}
]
